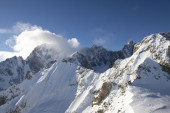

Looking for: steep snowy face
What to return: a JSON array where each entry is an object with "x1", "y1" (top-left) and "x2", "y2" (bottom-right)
[
  {"x1": 0, "y1": 61, "x2": 79, "y2": 113},
  {"x1": 0, "y1": 32, "x2": 169, "y2": 113},
  {"x1": 0, "y1": 44, "x2": 63, "y2": 91},
  {"x1": 0, "y1": 43, "x2": 74, "y2": 91},
  {"x1": 0, "y1": 56, "x2": 25, "y2": 91},
  {"x1": 0, "y1": 44, "x2": 59, "y2": 91},
  {"x1": 133, "y1": 33, "x2": 170, "y2": 68},
  {"x1": 66, "y1": 33, "x2": 170, "y2": 113},
  {"x1": 66, "y1": 44, "x2": 132, "y2": 73},
  {"x1": 26, "y1": 44, "x2": 59, "y2": 73}
]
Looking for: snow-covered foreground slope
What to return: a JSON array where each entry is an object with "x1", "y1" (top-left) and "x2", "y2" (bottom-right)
[{"x1": 0, "y1": 33, "x2": 169, "y2": 113}]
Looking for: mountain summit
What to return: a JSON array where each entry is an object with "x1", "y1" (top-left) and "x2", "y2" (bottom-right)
[{"x1": 0, "y1": 32, "x2": 169, "y2": 113}]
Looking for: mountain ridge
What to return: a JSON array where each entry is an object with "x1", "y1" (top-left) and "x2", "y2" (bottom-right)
[
  {"x1": 0, "y1": 40, "x2": 135, "y2": 91},
  {"x1": 0, "y1": 32, "x2": 169, "y2": 113}
]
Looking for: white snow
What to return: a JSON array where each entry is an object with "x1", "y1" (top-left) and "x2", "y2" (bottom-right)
[
  {"x1": 15, "y1": 95, "x2": 25, "y2": 106},
  {"x1": 0, "y1": 61, "x2": 79, "y2": 113},
  {"x1": 0, "y1": 33, "x2": 169, "y2": 113}
]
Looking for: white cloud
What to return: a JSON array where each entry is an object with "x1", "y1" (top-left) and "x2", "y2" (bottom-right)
[
  {"x1": 68, "y1": 38, "x2": 80, "y2": 48},
  {"x1": 0, "y1": 51, "x2": 18, "y2": 61},
  {"x1": 0, "y1": 22, "x2": 41, "y2": 34},
  {"x1": 0, "y1": 22, "x2": 80, "y2": 61},
  {"x1": 12, "y1": 22, "x2": 41, "y2": 34}
]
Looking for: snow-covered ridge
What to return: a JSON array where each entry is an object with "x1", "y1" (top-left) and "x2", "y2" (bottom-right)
[
  {"x1": 0, "y1": 40, "x2": 135, "y2": 91},
  {"x1": 0, "y1": 44, "x2": 59, "y2": 91},
  {"x1": 0, "y1": 32, "x2": 169, "y2": 113},
  {"x1": 66, "y1": 42, "x2": 135, "y2": 73},
  {"x1": 66, "y1": 32, "x2": 170, "y2": 113}
]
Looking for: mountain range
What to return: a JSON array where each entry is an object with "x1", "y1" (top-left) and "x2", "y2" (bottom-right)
[{"x1": 0, "y1": 32, "x2": 169, "y2": 113}]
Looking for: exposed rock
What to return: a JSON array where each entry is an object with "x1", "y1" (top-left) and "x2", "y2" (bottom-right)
[
  {"x1": 66, "y1": 43, "x2": 134, "y2": 73},
  {"x1": 133, "y1": 43, "x2": 140, "y2": 53},
  {"x1": 66, "y1": 52, "x2": 90, "y2": 69},
  {"x1": 168, "y1": 46, "x2": 170, "y2": 55},
  {"x1": 160, "y1": 64, "x2": 170, "y2": 75},
  {"x1": 160, "y1": 32, "x2": 170, "y2": 40},
  {"x1": 0, "y1": 95, "x2": 7, "y2": 106},
  {"x1": 122, "y1": 40, "x2": 135, "y2": 58},
  {"x1": 26, "y1": 44, "x2": 58, "y2": 73},
  {"x1": 96, "y1": 109, "x2": 104, "y2": 113},
  {"x1": 0, "y1": 56, "x2": 25, "y2": 90},
  {"x1": 92, "y1": 82, "x2": 112, "y2": 106},
  {"x1": 25, "y1": 71, "x2": 32, "y2": 80}
]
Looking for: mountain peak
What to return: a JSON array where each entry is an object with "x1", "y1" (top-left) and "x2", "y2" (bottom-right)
[
  {"x1": 122, "y1": 40, "x2": 135, "y2": 58},
  {"x1": 0, "y1": 32, "x2": 170, "y2": 113},
  {"x1": 26, "y1": 44, "x2": 58, "y2": 73},
  {"x1": 127, "y1": 40, "x2": 135, "y2": 45},
  {"x1": 91, "y1": 44, "x2": 104, "y2": 49}
]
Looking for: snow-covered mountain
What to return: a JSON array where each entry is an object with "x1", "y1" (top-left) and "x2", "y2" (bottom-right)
[
  {"x1": 66, "y1": 33, "x2": 170, "y2": 113},
  {"x1": 0, "y1": 56, "x2": 25, "y2": 91},
  {"x1": 0, "y1": 44, "x2": 60, "y2": 91},
  {"x1": 0, "y1": 32, "x2": 169, "y2": 113},
  {"x1": 66, "y1": 41, "x2": 135, "y2": 72},
  {"x1": 0, "y1": 41, "x2": 134, "y2": 91},
  {"x1": 26, "y1": 44, "x2": 59, "y2": 73}
]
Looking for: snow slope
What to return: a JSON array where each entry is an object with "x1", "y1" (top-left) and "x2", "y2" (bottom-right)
[
  {"x1": 0, "y1": 61, "x2": 78, "y2": 113},
  {"x1": 66, "y1": 33, "x2": 170, "y2": 113},
  {"x1": 0, "y1": 41, "x2": 134, "y2": 92},
  {"x1": 0, "y1": 44, "x2": 63, "y2": 91},
  {"x1": 0, "y1": 32, "x2": 169, "y2": 113}
]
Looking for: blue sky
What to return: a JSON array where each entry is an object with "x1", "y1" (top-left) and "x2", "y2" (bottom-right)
[{"x1": 0, "y1": 0, "x2": 170, "y2": 53}]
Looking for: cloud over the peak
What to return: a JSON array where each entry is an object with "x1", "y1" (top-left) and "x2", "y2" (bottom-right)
[
  {"x1": 68, "y1": 38, "x2": 80, "y2": 48},
  {"x1": 0, "y1": 22, "x2": 80, "y2": 61},
  {"x1": 12, "y1": 22, "x2": 41, "y2": 34},
  {"x1": 0, "y1": 22, "x2": 41, "y2": 34}
]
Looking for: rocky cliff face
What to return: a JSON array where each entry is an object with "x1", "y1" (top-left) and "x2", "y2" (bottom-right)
[
  {"x1": 66, "y1": 42, "x2": 135, "y2": 72},
  {"x1": 26, "y1": 44, "x2": 58, "y2": 73},
  {"x1": 66, "y1": 45, "x2": 124, "y2": 72},
  {"x1": 0, "y1": 44, "x2": 58, "y2": 91},
  {"x1": 0, "y1": 56, "x2": 25, "y2": 91},
  {"x1": 122, "y1": 40, "x2": 135, "y2": 58}
]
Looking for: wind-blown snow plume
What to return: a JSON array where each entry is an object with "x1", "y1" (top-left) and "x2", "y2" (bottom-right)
[{"x1": 0, "y1": 22, "x2": 80, "y2": 61}]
